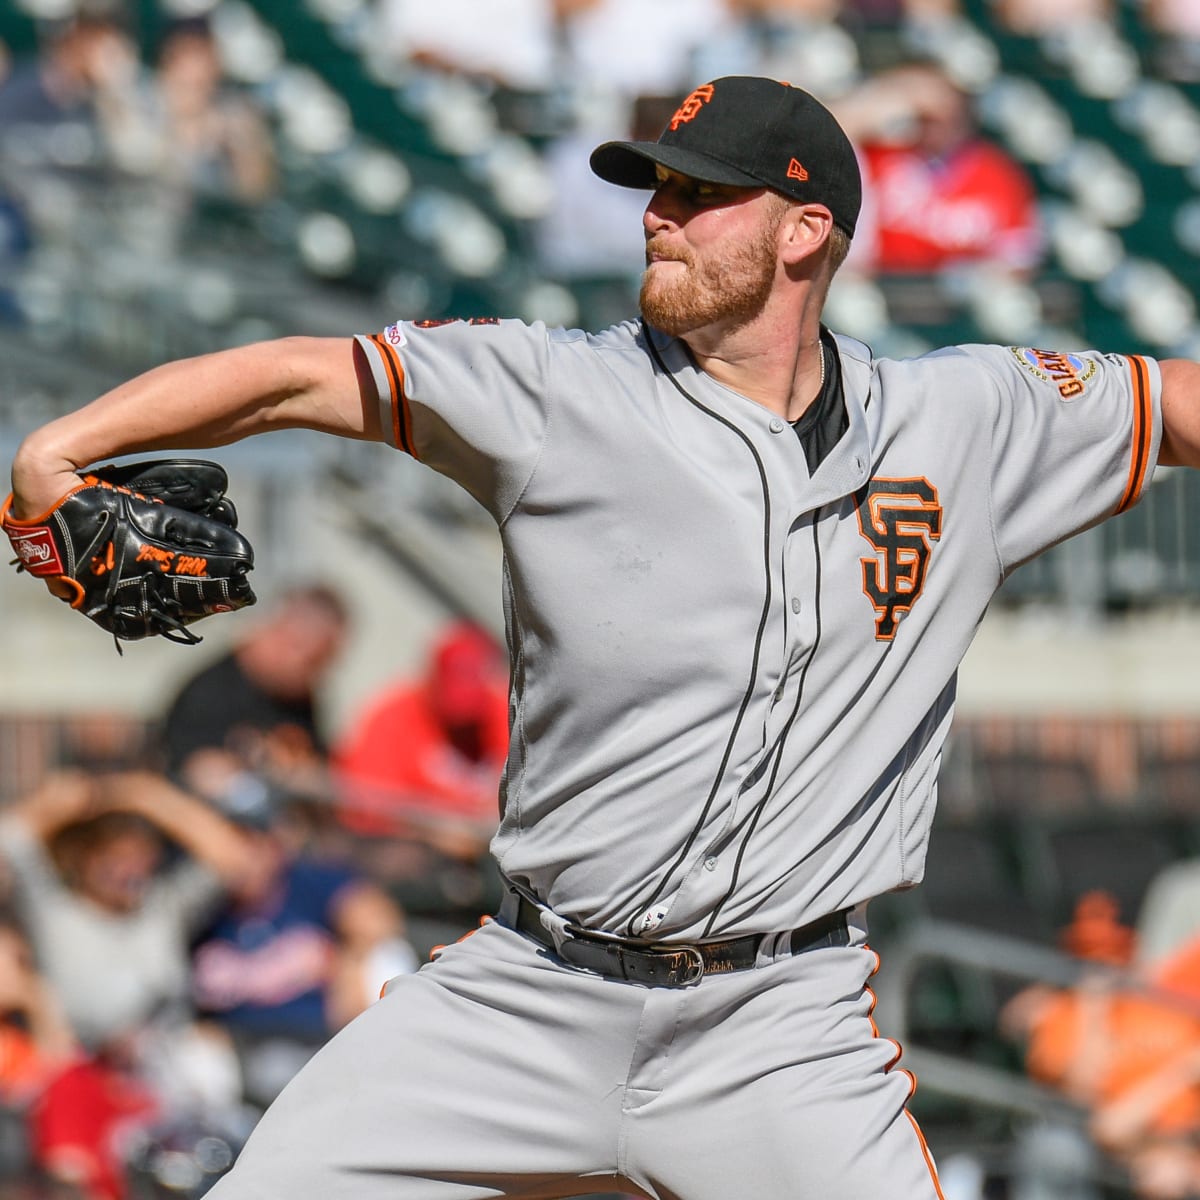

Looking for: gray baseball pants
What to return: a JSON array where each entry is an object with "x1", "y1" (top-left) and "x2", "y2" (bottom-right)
[{"x1": 205, "y1": 911, "x2": 944, "y2": 1199}]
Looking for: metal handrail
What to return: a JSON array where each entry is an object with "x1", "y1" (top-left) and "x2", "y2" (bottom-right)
[
  {"x1": 876, "y1": 915, "x2": 1200, "y2": 1124},
  {"x1": 870, "y1": 917, "x2": 1200, "y2": 1194}
]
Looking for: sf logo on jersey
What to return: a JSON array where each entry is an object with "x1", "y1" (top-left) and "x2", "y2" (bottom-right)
[{"x1": 856, "y1": 478, "x2": 943, "y2": 641}]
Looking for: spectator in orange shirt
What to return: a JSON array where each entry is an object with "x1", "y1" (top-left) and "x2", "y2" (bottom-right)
[
  {"x1": 0, "y1": 920, "x2": 74, "y2": 1108},
  {"x1": 1003, "y1": 893, "x2": 1200, "y2": 1199},
  {"x1": 835, "y1": 60, "x2": 1043, "y2": 276}
]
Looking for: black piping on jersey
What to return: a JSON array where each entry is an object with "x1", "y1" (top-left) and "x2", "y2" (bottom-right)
[
  {"x1": 498, "y1": 562, "x2": 524, "y2": 824},
  {"x1": 625, "y1": 328, "x2": 776, "y2": 937},
  {"x1": 701, "y1": 513, "x2": 826, "y2": 937}
]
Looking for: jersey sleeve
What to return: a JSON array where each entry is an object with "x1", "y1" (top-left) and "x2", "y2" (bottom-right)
[
  {"x1": 354, "y1": 318, "x2": 552, "y2": 521},
  {"x1": 974, "y1": 345, "x2": 1161, "y2": 572}
]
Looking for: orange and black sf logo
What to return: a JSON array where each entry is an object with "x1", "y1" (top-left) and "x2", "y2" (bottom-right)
[
  {"x1": 669, "y1": 84, "x2": 715, "y2": 130},
  {"x1": 856, "y1": 478, "x2": 943, "y2": 641}
]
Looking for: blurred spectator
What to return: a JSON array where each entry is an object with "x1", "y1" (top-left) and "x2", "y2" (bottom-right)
[
  {"x1": 0, "y1": 923, "x2": 74, "y2": 1108},
  {"x1": 0, "y1": 770, "x2": 260, "y2": 1200},
  {"x1": 0, "y1": 9, "x2": 148, "y2": 172},
  {"x1": 28, "y1": 1054, "x2": 158, "y2": 1200},
  {"x1": 834, "y1": 59, "x2": 1042, "y2": 275},
  {"x1": 0, "y1": 770, "x2": 257, "y2": 1053},
  {"x1": 378, "y1": 0, "x2": 557, "y2": 90},
  {"x1": 842, "y1": 0, "x2": 962, "y2": 25},
  {"x1": 50, "y1": 714, "x2": 150, "y2": 776},
  {"x1": 1136, "y1": 857, "x2": 1200, "y2": 968},
  {"x1": 0, "y1": 187, "x2": 31, "y2": 326},
  {"x1": 1142, "y1": 0, "x2": 1200, "y2": 34},
  {"x1": 331, "y1": 622, "x2": 507, "y2": 948},
  {"x1": 161, "y1": 584, "x2": 349, "y2": 792},
  {"x1": 0, "y1": 27, "x2": 30, "y2": 326},
  {"x1": 535, "y1": 93, "x2": 676, "y2": 292},
  {"x1": 556, "y1": 0, "x2": 728, "y2": 104},
  {"x1": 189, "y1": 771, "x2": 416, "y2": 1106},
  {"x1": 1141, "y1": 0, "x2": 1200, "y2": 82},
  {"x1": 694, "y1": 0, "x2": 861, "y2": 98},
  {"x1": 1059, "y1": 889, "x2": 1137, "y2": 968},
  {"x1": 991, "y1": 0, "x2": 1114, "y2": 36},
  {"x1": 0, "y1": 920, "x2": 75, "y2": 1190},
  {"x1": 1002, "y1": 894, "x2": 1200, "y2": 1200},
  {"x1": 143, "y1": 17, "x2": 275, "y2": 206},
  {"x1": 333, "y1": 621, "x2": 508, "y2": 854}
]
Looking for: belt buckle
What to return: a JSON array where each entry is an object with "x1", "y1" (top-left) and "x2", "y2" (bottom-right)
[{"x1": 658, "y1": 943, "x2": 705, "y2": 986}]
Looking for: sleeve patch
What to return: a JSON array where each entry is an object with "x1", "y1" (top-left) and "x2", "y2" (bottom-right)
[{"x1": 1009, "y1": 347, "x2": 1098, "y2": 400}]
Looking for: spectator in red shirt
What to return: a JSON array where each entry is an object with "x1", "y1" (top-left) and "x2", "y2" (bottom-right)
[
  {"x1": 332, "y1": 622, "x2": 508, "y2": 859},
  {"x1": 836, "y1": 60, "x2": 1043, "y2": 276}
]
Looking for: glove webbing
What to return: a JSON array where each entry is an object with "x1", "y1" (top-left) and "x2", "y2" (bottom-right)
[{"x1": 91, "y1": 493, "x2": 205, "y2": 652}]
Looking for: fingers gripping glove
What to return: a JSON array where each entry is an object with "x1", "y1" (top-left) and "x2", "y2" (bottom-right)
[{"x1": 2, "y1": 459, "x2": 256, "y2": 647}]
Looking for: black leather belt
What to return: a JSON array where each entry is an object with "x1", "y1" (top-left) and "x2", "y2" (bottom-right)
[{"x1": 506, "y1": 890, "x2": 850, "y2": 988}]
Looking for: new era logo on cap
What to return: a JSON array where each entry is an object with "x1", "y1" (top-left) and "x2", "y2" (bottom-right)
[{"x1": 589, "y1": 76, "x2": 862, "y2": 237}]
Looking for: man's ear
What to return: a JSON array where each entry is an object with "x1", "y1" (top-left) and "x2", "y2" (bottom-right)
[{"x1": 779, "y1": 206, "x2": 833, "y2": 267}]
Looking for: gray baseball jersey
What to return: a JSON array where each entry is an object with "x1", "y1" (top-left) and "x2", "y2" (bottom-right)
[
  {"x1": 208, "y1": 323, "x2": 1158, "y2": 1200},
  {"x1": 354, "y1": 321, "x2": 1159, "y2": 942}
]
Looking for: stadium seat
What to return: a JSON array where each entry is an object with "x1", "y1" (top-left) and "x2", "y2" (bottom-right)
[{"x1": 1014, "y1": 810, "x2": 1188, "y2": 931}]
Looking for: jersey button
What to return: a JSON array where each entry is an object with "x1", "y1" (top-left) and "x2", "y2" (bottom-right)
[
  {"x1": 703, "y1": 856, "x2": 718, "y2": 871},
  {"x1": 769, "y1": 418, "x2": 785, "y2": 434},
  {"x1": 791, "y1": 597, "x2": 801, "y2": 614}
]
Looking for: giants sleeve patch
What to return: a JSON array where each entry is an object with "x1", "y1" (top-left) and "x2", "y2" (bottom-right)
[{"x1": 1009, "y1": 347, "x2": 1098, "y2": 400}]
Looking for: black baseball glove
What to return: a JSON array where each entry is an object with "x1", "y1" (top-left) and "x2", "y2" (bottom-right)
[{"x1": 2, "y1": 459, "x2": 256, "y2": 647}]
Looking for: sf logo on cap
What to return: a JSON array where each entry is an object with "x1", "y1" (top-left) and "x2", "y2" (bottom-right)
[{"x1": 670, "y1": 84, "x2": 715, "y2": 130}]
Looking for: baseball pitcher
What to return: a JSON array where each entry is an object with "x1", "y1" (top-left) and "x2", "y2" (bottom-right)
[{"x1": 5, "y1": 77, "x2": 1190, "y2": 1198}]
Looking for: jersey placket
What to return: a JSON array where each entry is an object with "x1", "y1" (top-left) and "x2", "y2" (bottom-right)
[
  {"x1": 644, "y1": 417, "x2": 820, "y2": 937},
  {"x1": 659, "y1": 378, "x2": 875, "y2": 937}
]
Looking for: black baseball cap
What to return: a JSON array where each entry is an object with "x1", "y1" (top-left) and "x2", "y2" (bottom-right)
[{"x1": 590, "y1": 76, "x2": 861, "y2": 238}]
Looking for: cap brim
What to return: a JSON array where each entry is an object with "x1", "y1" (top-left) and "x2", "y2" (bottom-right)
[{"x1": 589, "y1": 140, "x2": 764, "y2": 190}]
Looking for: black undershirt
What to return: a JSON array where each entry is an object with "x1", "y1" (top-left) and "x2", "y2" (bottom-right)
[{"x1": 791, "y1": 329, "x2": 847, "y2": 475}]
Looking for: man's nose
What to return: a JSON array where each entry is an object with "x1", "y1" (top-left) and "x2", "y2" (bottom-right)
[{"x1": 643, "y1": 188, "x2": 679, "y2": 235}]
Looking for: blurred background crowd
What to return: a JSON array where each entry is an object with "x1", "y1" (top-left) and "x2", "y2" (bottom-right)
[{"x1": 2, "y1": 0, "x2": 1200, "y2": 1197}]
